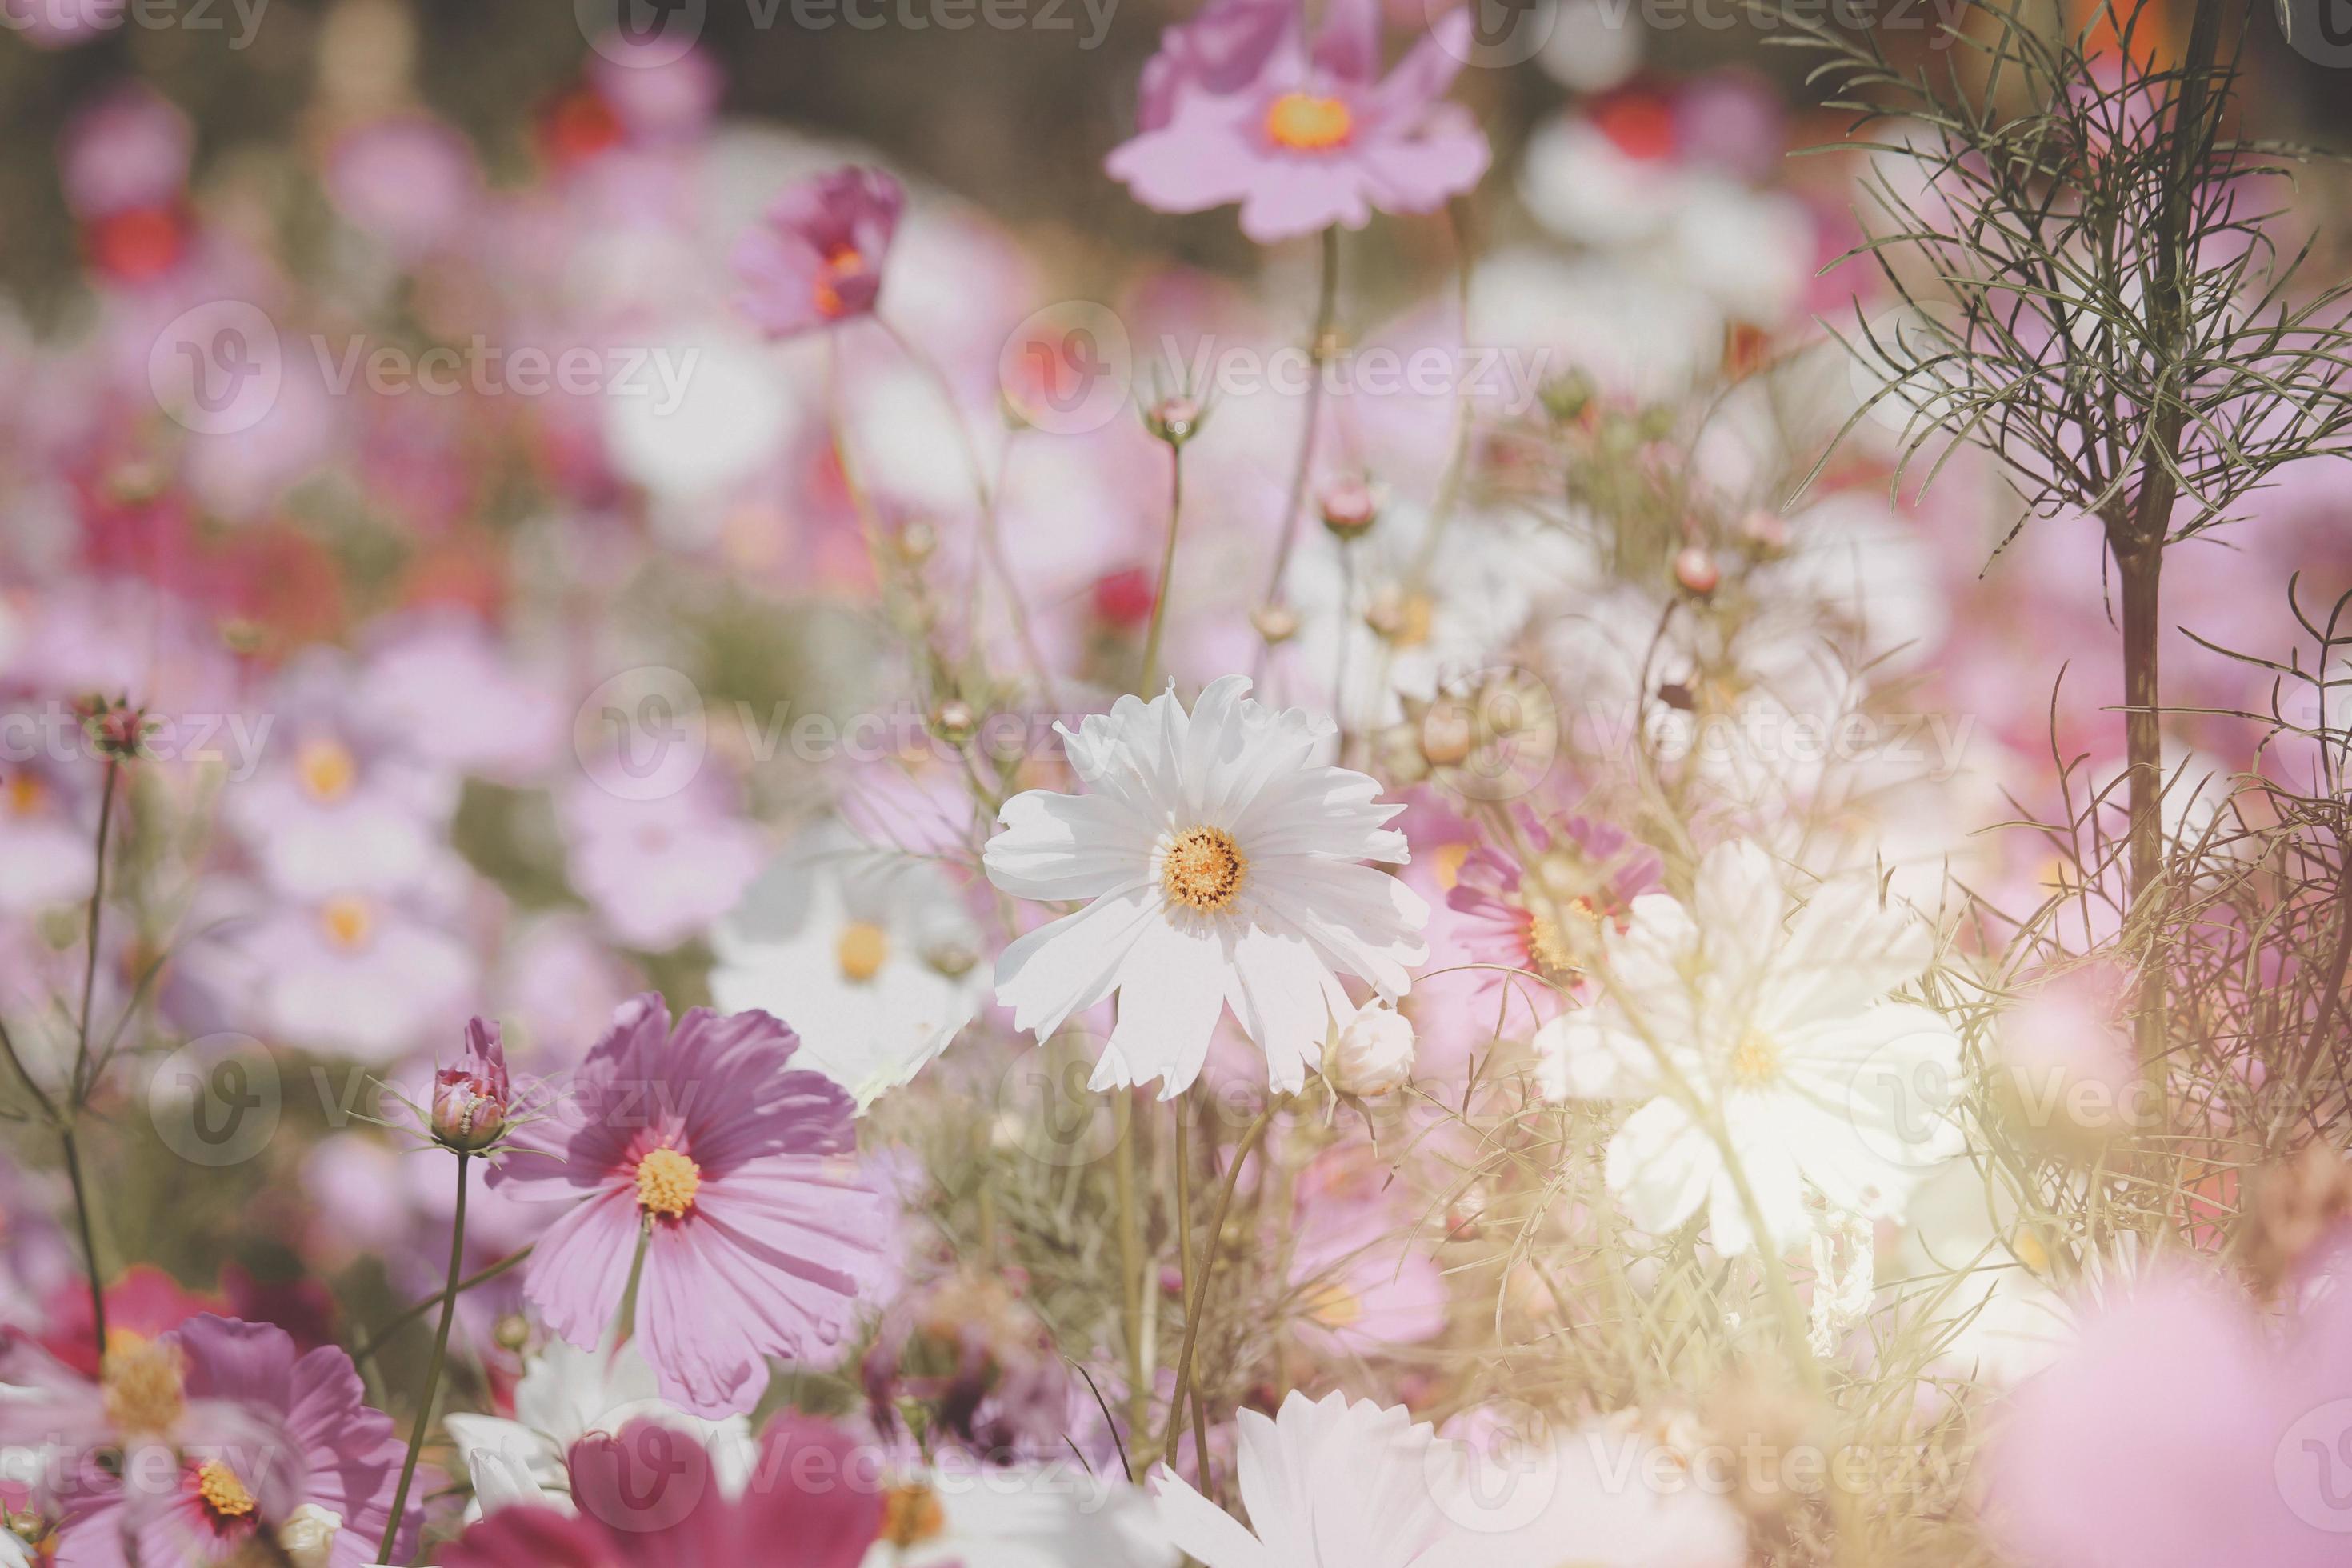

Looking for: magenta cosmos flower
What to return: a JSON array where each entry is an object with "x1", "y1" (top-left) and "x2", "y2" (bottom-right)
[
  {"x1": 731, "y1": 166, "x2": 905, "y2": 337},
  {"x1": 492, "y1": 995, "x2": 889, "y2": 1418},
  {"x1": 1106, "y1": 0, "x2": 1489, "y2": 243},
  {"x1": 442, "y1": 1415, "x2": 882, "y2": 1568},
  {"x1": 0, "y1": 1314, "x2": 414, "y2": 1566}
]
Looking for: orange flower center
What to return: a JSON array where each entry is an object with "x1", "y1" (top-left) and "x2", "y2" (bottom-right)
[
  {"x1": 1266, "y1": 92, "x2": 1354, "y2": 151},
  {"x1": 813, "y1": 243, "x2": 868, "y2": 319},
  {"x1": 1161, "y1": 826, "x2": 1247, "y2": 914},
  {"x1": 101, "y1": 1339, "x2": 186, "y2": 1438},
  {"x1": 320, "y1": 894, "x2": 374, "y2": 951},
  {"x1": 296, "y1": 738, "x2": 358, "y2": 803},
  {"x1": 3, "y1": 773, "x2": 43, "y2": 817},
  {"x1": 880, "y1": 1483, "x2": 947, "y2": 1548},
  {"x1": 195, "y1": 1460, "x2": 257, "y2": 1522},
  {"x1": 836, "y1": 921, "x2": 890, "y2": 982},
  {"x1": 635, "y1": 1146, "x2": 702, "y2": 1219}
]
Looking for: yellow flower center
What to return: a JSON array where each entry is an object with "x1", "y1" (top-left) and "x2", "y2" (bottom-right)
[
  {"x1": 1306, "y1": 1279, "x2": 1363, "y2": 1329},
  {"x1": 1730, "y1": 1028, "x2": 1782, "y2": 1088},
  {"x1": 320, "y1": 894, "x2": 374, "y2": 950},
  {"x1": 195, "y1": 1460, "x2": 258, "y2": 1522},
  {"x1": 1266, "y1": 92, "x2": 1354, "y2": 151},
  {"x1": 2011, "y1": 1226, "x2": 2050, "y2": 1276},
  {"x1": 813, "y1": 244, "x2": 867, "y2": 319},
  {"x1": 101, "y1": 1339, "x2": 186, "y2": 1438},
  {"x1": 635, "y1": 1146, "x2": 702, "y2": 1219},
  {"x1": 1161, "y1": 826, "x2": 1247, "y2": 915},
  {"x1": 4, "y1": 773, "x2": 43, "y2": 818},
  {"x1": 296, "y1": 738, "x2": 358, "y2": 803},
  {"x1": 880, "y1": 1483, "x2": 947, "y2": 1548},
  {"x1": 836, "y1": 921, "x2": 890, "y2": 982}
]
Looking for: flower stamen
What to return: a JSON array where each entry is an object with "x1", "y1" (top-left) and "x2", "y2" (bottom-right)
[
  {"x1": 195, "y1": 1460, "x2": 257, "y2": 1523},
  {"x1": 1730, "y1": 1028, "x2": 1782, "y2": 1088},
  {"x1": 635, "y1": 1146, "x2": 702, "y2": 1219},
  {"x1": 1265, "y1": 92, "x2": 1354, "y2": 151},
  {"x1": 1161, "y1": 826, "x2": 1247, "y2": 914},
  {"x1": 836, "y1": 921, "x2": 890, "y2": 982}
]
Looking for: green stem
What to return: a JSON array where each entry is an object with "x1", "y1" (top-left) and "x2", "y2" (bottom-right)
[
  {"x1": 58, "y1": 1128, "x2": 106, "y2": 1366},
  {"x1": 1112, "y1": 1091, "x2": 1150, "y2": 1447},
  {"x1": 380, "y1": 1151, "x2": 469, "y2": 1565},
  {"x1": 1138, "y1": 442, "x2": 1186, "y2": 696},
  {"x1": 1160, "y1": 1099, "x2": 1280, "y2": 1465},
  {"x1": 70, "y1": 758, "x2": 118, "y2": 1113},
  {"x1": 618, "y1": 1216, "x2": 654, "y2": 1346}
]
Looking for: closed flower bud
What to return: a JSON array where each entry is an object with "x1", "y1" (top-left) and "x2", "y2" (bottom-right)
[
  {"x1": 1251, "y1": 604, "x2": 1300, "y2": 645},
  {"x1": 1146, "y1": 394, "x2": 1203, "y2": 446},
  {"x1": 1318, "y1": 476, "x2": 1379, "y2": 538},
  {"x1": 1419, "y1": 702, "x2": 1476, "y2": 768},
  {"x1": 430, "y1": 1017, "x2": 513, "y2": 1154},
  {"x1": 930, "y1": 700, "x2": 978, "y2": 748},
  {"x1": 1673, "y1": 546, "x2": 1720, "y2": 597},
  {"x1": 1739, "y1": 507, "x2": 1788, "y2": 552},
  {"x1": 1325, "y1": 999, "x2": 1416, "y2": 1098},
  {"x1": 277, "y1": 1503, "x2": 342, "y2": 1568}
]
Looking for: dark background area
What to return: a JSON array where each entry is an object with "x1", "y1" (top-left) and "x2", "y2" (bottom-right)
[{"x1": 0, "y1": 0, "x2": 2346, "y2": 321}]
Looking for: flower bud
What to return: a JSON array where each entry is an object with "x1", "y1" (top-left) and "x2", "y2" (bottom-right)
[
  {"x1": 1672, "y1": 546, "x2": 1720, "y2": 597},
  {"x1": 430, "y1": 1018, "x2": 513, "y2": 1154},
  {"x1": 1251, "y1": 604, "x2": 1300, "y2": 645},
  {"x1": 1145, "y1": 394, "x2": 1203, "y2": 446},
  {"x1": 277, "y1": 1503, "x2": 342, "y2": 1568},
  {"x1": 1739, "y1": 508, "x2": 1788, "y2": 552},
  {"x1": 1419, "y1": 702, "x2": 1476, "y2": 768},
  {"x1": 930, "y1": 700, "x2": 978, "y2": 748},
  {"x1": 1318, "y1": 477, "x2": 1378, "y2": 538},
  {"x1": 1324, "y1": 999, "x2": 1416, "y2": 1098}
]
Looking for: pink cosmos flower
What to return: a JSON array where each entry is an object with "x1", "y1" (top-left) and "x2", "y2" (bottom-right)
[
  {"x1": 0, "y1": 1314, "x2": 416, "y2": 1566},
  {"x1": 1106, "y1": 0, "x2": 1490, "y2": 243},
  {"x1": 558, "y1": 774, "x2": 766, "y2": 954},
  {"x1": 1986, "y1": 1250, "x2": 2352, "y2": 1566},
  {"x1": 441, "y1": 1415, "x2": 882, "y2": 1568},
  {"x1": 491, "y1": 995, "x2": 889, "y2": 1418},
  {"x1": 731, "y1": 168, "x2": 906, "y2": 338}
]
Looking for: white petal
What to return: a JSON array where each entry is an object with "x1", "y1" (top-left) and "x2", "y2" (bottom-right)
[
  {"x1": 1150, "y1": 1466, "x2": 1269, "y2": 1568},
  {"x1": 1604, "y1": 1097, "x2": 1718, "y2": 1237},
  {"x1": 986, "y1": 786, "x2": 1155, "y2": 901},
  {"x1": 1094, "y1": 917, "x2": 1233, "y2": 1098},
  {"x1": 994, "y1": 882, "x2": 1159, "y2": 1040}
]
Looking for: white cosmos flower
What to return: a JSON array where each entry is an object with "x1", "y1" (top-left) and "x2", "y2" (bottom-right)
[
  {"x1": 983, "y1": 677, "x2": 1429, "y2": 1098},
  {"x1": 864, "y1": 1464, "x2": 1175, "y2": 1567},
  {"x1": 1534, "y1": 840, "x2": 1964, "y2": 1254},
  {"x1": 1150, "y1": 1391, "x2": 1458, "y2": 1568},
  {"x1": 712, "y1": 821, "x2": 984, "y2": 1110},
  {"x1": 446, "y1": 1335, "x2": 755, "y2": 1521}
]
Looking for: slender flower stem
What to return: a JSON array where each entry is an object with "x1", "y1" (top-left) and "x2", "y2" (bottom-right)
[
  {"x1": 619, "y1": 1217, "x2": 655, "y2": 1345},
  {"x1": 380, "y1": 1151, "x2": 470, "y2": 1564},
  {"x1": 1161, "y1": 1098, "x2": 1281, "y2": 1465},
  {"x1": 1138, "y1": 441, "x2": 1186, "y2": 695},
  {"x1": 1112, "y1": 1090, "x2": 1150, "y2": 1446},
  {"x1": 70, "y1": 758, "x2": 118, "y2": 1112},
  {"x1": 1257, "y1": 228, "x2": 1343, "y2": 616},
  {"x1": 57, "y1": 1130, "x2": 106, "y2": 1366},
  {"x1": 879, "y1": 315, "x2": 1062, "y2": 710}
]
